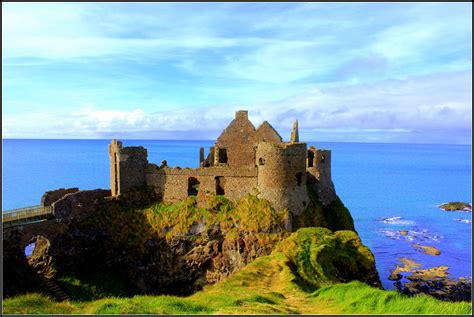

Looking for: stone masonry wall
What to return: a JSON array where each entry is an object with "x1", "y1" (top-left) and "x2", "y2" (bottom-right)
[
  {"x1": 307, "y1": 146, "x2": 336, "y2": 205},
  {"x1": 214, "y1": 110, "x2": 257, "y2": 168},
  {"x1": 255, "y1": 121, "x2": 282, "y2": 143},
  {"x1": 256, "y1": 142, "x2": 309, "y2": 220},
  {"x1": 109, "y1": 140, "x2": 148, "y2": 196},
  {"x1": 41, "y1": 188, "x2": 80, "y2": 206},
  {"x1": 145, "y1": 165, "x2": 258, "y2": 203}
]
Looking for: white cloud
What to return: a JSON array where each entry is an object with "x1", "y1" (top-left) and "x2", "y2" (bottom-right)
[{"x1": 3, "y1": 70, "x2": 471, "y2": 144}]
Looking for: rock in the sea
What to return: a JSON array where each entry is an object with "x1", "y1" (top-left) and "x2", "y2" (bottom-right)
[
  {"x1": 390, "y1": 257, "x2": 472, "y2": 301},
  {"x1": 439, "y1": 202, "x2": 472, "y2": 212},
  {"x1": 412, "y1": 244, "x2": 441, "y2": 256}
]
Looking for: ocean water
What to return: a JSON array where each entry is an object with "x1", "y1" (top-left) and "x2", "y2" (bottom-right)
[{"x1": 2, "y1": 139, "x2": 472, "y2": 289}]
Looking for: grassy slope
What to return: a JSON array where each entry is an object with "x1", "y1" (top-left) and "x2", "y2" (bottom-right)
[
  {"x1": 4, "y1": 251, "x2": 471, "y2": 315},
  {"x1": 4, "y1": 194, "x2": 471, "y2": 314}
]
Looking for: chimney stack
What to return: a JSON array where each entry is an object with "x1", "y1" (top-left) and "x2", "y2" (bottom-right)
[{"x1": 290, "y1": 120, "x2": 299, "y2": 143}]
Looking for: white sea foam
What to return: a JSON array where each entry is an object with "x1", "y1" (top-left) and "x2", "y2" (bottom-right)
[
  {"x1": 379, "y1": 216, "x2": 415, "y2": 225},
  {"x1": 455, "y1": 218, "x2": 472, "y2": 224},
  {"x1": 378, "y1": 228, "x2": 443, "y2": 242}
]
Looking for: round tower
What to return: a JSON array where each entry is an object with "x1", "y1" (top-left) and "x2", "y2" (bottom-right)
[{"x1": 256, "y1": 142, "x2": 309, "y2": 219}]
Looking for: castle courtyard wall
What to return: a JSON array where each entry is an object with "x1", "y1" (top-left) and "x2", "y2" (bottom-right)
[{"x1": 145, "y1": 165, "x2": 258, "y2": 203}]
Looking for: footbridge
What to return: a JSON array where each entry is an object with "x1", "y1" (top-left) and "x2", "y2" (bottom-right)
[{"x1": 2, "y1": 205, "x2": 54, "y2": 228}]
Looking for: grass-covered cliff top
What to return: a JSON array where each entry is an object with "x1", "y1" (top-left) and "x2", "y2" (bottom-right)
[
  {"x1": 81, "y1": 186, "x2": 356, "y2": 254},
  {"x1": 4, "y1": 228, "x2": 471, "y2": 314},
  {"x1": 82, "y1": 192, "x2": 290, "y2": 255}
]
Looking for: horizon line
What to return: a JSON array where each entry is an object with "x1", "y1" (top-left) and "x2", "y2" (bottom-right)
[{"x1": 2, "y1": 138, "x2": 472, "y2": 147}]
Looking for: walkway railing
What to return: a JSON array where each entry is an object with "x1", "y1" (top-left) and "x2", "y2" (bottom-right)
[{"x1": 2, "y1": 205, "x2": 53, "y2": 228}]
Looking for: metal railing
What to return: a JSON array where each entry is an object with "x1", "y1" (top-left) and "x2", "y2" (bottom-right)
[{"x1": 2, "y1": 205, "x2": 53, "y2": 227}]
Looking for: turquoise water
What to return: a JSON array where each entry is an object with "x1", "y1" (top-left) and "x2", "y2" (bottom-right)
[{"x1": 2, "y1": 139, "x2": 472, "y2": 289}]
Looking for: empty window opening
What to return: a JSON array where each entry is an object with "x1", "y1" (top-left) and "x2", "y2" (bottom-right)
[
  {"x1": 302, "y1": 201, "x2": 307, "y2": 207},
  {"x1": 258, "y1": 157, "x2": 265, "y2": 166},
  {"x1": 296, "y1": 172, "x2": 303, "y2": 186},
  {"x1": 188, "y1": 177, "x2": 200, "y2": 196},
  {"x1": 218, "y1": 148, "x2": 228, "y2": 164},
  {"x1": 321, "y1": 155, "x2": 326, "y2": 162},
  {"x1": 307, "y1": 151, "x2": 314, "y2": 167},
  {"x1": 215, "y1": 176, "x2": 225, "y2": 195},
  {"x1": 114, "y1": 153, "x2": 119, "y2": 194}
]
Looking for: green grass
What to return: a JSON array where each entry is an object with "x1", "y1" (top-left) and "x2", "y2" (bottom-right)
[
  {"x1": 55, "y1": 271, "x2": 136, "y2": 301},
  {"x1": 311, "y1": 281, "x2": 472, "y2": 315},
  {"x1": 4, "y1": 229, "x2": 471, "y2": 315},
  {"x1": 293, "y1": 187, "x2": 355, "y2": 232}
]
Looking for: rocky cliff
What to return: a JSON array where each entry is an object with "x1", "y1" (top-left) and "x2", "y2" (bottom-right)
[{"x1": 4, "y1": 186, "x2": 378, "y2": 298}]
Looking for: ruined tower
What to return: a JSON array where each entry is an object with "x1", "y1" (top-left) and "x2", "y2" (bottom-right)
[
  {"x1": 108, "y1": 110, "x2": 336, "y2": 219},
  {"x1": 108, "y1": 140, "x2": 148, "y2": 196},
  {"x1": 307, "y1": 146, "x2": 336, "y2": 205},
  {"x1": 255, "y1": 141, "x2": 309, "y2": 221}
]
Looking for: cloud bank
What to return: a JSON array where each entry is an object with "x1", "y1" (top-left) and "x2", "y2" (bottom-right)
[{"x1": 2, "y1": 2, "x2": 472, "y2": 144}]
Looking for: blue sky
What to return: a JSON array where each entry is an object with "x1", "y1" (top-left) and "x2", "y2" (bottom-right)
[{"x1": 2, "y1": 2, "x2": 472, "y2": 144}]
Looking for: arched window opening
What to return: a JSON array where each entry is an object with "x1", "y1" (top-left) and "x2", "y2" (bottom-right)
[{"x1": 258, "y1": 157, "x2": 265, "y2": 166}]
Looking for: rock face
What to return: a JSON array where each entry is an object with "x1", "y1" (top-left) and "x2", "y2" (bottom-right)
[
  {"x1": 3, "y1": 187, "x2": 368, "y2": 298},
  {"x1": 389, "y1": 257, "x2": 471, "y2": 302},
  {"x1": 277, "y1": 227, "x2": 381, "y2": 288},
  {"x1": 439, "y1": 202, "x2": 472, "y2": 212}
]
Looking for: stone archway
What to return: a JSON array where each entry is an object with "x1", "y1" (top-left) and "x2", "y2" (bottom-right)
[{"x1": 25, "y1": 235, "x2": 55, "y2": 278}]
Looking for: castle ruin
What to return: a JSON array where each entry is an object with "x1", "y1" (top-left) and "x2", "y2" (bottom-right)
[{"x1": 108, "y1": 110, "x2": 336, "y2": 223}]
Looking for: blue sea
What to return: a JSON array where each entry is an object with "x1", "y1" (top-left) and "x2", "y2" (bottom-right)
[{"x1": 2, "y1": 139, "x2": 472, "y2": 289}]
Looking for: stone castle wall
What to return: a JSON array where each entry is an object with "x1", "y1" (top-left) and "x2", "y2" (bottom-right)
[
  {"x1": 41, "y1": 188, "x2": 80, "y2": 206},
  {"x1": 307, "y1": 146, "x2": 336, "y2": 205},
  {"x1": 145, "y1": 165, "x2": 258, "y2": 203},
  {"x1": 256, "y1": 142, "x2": 309, "y2": 218},
  {"x1": 214, "y1": 110, "x2": 257, "y2": 168},
  {"x1": 108, "y1": 110, "x2": 336, "y2": 216},
  {"x1": 109, "y1": 140, "x2": 148, "y2": 196}
]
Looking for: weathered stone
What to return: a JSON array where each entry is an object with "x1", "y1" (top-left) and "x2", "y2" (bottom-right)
[
  {"x1": 52, "y1": 189, "x2": 111, "y2": 221},
  {"x1": 439, "y1": 202, "x2": 472, "y2": 212},
  {"x1": 41, "y1": 188, "x2": 79, "y2": 206},
  {"x1": 109, "y1": 110, "x2": 337, "y2": 217},
  {"x1": 412, "y1": 244, "x2": 441, "y2": 256}
]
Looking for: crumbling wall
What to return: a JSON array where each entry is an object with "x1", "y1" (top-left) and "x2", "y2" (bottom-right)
[
  {"x1": 41, "y1": 188, "x2": 80, "y2": 206},
  {"x1": 52, "y1": 189, "x2": 111, "y2": 222},
  {"x1": 307, "y1": 146, "x2": 336, "y2": 205},
  {"x1": 214, "y1": 110, "x2": 257, "y2": 168},
  {"x1": 256, "y1": 142, "x2": 309, "y2": 220},
  {"x1": 255, "y1": 121, "x2": 282, "y2": 143},
  {"x1": 109, "y1": 140, "x2": 148, "y2": 196},
  {"x1": 145, "y1": 165, "x2": 258, "y2": 204}
]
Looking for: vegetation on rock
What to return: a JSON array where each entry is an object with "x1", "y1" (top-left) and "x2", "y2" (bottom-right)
[
  {"x1": 276, "y1": 227, "x2": 380, "y2": 289},
  {"x1": 439, "y1": 202, "x2": 472, "y2": 212},
  {"x1": 4, "y1": 233, "x2": 471, "y2": 314},
  {"x1": 293, "y1": 186, "x2": 355, "y2": 232},
  {"x1": 5, "y1": 188, "x2": 470, "y2": 314}
]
